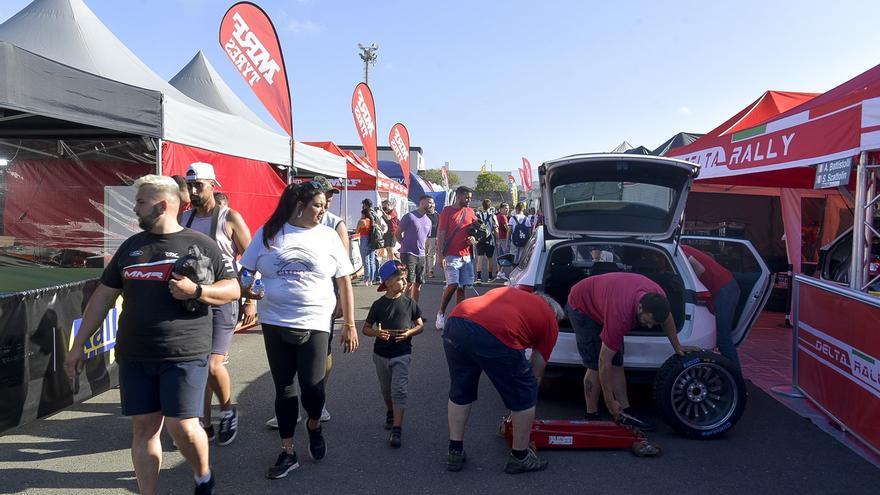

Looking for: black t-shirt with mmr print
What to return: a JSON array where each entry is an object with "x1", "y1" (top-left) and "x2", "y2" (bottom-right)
[{"x1": 101, "y1": 229, "x2": 234, "y2": 362}]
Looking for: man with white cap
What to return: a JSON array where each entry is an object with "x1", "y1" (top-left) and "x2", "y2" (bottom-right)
[{"x1": 184, "y1": 162, "x2": 254, "y2": 446}]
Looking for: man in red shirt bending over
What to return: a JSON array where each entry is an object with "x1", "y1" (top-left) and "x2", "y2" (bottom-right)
[
  {"x1": 682, "y1": 244, "x2": 741, "y2": 371},
  {"x1": 443, "y1": 287, "x2": 564, "y2": 474},
  {"x1": 566, "y1": 273, "x2": 697, "y2": 430}
]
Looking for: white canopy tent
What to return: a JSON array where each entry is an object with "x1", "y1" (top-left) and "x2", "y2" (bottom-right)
[
  {"x1": 169, "y1": 51, "x2": 345, "y2": 177},
  {"x1": 0, "y1": 0, "x2": 291, "y2": 166}
]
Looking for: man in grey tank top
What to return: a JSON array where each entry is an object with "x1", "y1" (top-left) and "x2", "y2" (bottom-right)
[{"x1": 185, "y1": 162, "x2": 254, "y2": 446}]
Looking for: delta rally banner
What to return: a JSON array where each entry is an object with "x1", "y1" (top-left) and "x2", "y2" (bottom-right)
[
  {"x1": 441, "y1": 163, "x2": 449, "y2": 190},
  {"x1": 389, "y1": 123, "x2": 411, "y2": 189},
  {"x1": 518, "y1": 167, "x2": 527, "y2": 193},
  {"x1": 220, "y1": 2, "x2": 293, "y2": 136},
  {"x1": 352, "y1": 83, "x2": 378, "y2": 175}
]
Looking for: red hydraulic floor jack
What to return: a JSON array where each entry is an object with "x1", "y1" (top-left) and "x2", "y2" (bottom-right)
[{"x1": 499, "y1": 416, "x2": 662, "y2": 457}]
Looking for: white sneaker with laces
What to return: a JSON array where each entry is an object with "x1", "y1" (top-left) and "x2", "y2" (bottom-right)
[
  {"x1": 320, "y1": 406, "x2": 331, "y2": 422},
  {"x1": 435, "y1": 311, "x2": 446, "y2": 330}
]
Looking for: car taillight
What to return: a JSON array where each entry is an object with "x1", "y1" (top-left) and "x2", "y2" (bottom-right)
[
  {"x1": 514, "y1": 284, "x2": 534, "y2": 293},
  {"x1": 695, "y1": 291, "x2": 712, "y2": 305}
]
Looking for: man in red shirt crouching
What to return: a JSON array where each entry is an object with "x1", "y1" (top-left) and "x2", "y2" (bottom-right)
[
  {"x1": 566, "y1": 273, "x2": 698, "y2": 430},
  {"x1": 442, "y1": 287, "x2": 564, "y2": 474}
]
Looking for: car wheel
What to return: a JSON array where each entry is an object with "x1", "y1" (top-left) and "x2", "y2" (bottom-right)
[{"x1": 653, "y1": 351, "x2": 746, "y2": 439}]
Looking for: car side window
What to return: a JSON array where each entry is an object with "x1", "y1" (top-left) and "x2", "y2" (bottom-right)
[{"x1": 517, "y1": 228, "x2": 538, "y2": 269}]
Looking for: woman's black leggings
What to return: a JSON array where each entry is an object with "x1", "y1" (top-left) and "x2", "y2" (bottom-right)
[{"x1": 262, "y1": 324, "x2": 329, "y2": 440}]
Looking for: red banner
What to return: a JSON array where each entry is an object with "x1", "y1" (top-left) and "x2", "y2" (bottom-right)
[
  {"x1": 441, "y1": 164, "x2": 449, "y2": 190},
  {"x1": 518, "y1": 167, "x2": 527, "y2": 192},
  {"x1": 522, "y1": 157, "x2": 533, "y2": 191},
  {"x1": 219, "y1": 2, "x2": 292, "y2": 136},
  {"x1": 389, "y1": 123, "x2": 411, "y2": 189},
  {"x1": 352, "y1": 83, "x2": 378, "y2": 177},
  {"x1": 796, "y1": 279, "x2": 880, "y2": 454}
]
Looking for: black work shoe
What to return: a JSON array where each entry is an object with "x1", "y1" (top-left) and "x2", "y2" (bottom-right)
[
  {"x1": 389, "y1": 429, "x2": 402, "y2": 448},
  {"x1": 447, "y1": 450, "x2": 467, "y2": 472},
  {"x1": 384, "y1": 410, "x2": 394, "y2": 430},
  {"x1": 504, "y1": 449, "x2": 548, "y2": 474},
  {"x1": 307, "y1": 424, "x2": 326, "y2": 461},
  {"x1": 266, "y1": 451, "x2": 299, "y2": 479},
  {"x1": 203, "y1": 424, "x2": 216, "y2": 442},
  {"x1": 584, "y1": 411, "x2": 611, "y2": 421},
  {"x1": 217, "y1": 408, "x2": 238, "y2": 446},
  {"x1": 194, "y1": 473, "x2": 215, "y2": 495},
  {"x1": 618, "y1": 410, "x2": 656, "y2": 431}
]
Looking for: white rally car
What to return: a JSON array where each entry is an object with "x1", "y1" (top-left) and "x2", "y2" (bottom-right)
[{"x1": 504, "y1": 154, "x2": 772, "y2": 438}]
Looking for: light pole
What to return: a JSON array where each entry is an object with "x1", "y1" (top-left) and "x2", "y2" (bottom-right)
[{"x1": 358, "y1": 42, "x2": 379, "y2": 85}]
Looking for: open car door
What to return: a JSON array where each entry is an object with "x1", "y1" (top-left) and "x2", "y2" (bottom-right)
[{"x1": 680, "y1": 236, "x2": 772, "y2": 345}]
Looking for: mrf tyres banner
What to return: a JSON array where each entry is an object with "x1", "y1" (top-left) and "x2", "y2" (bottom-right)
[
  {"x1": 352, "y1": 82, "x2": 379, "y2": 175},
  {"x1": 220, "y1": 2, "x2": 293, "y2": 136},
  {"x1": 389, "y1": 123, "x2": 411, "y2": 189}
]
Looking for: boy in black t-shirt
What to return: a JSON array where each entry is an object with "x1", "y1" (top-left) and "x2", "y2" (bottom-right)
[{"x1": 363, "y1": 260, "x2": 424, "y2": 448}]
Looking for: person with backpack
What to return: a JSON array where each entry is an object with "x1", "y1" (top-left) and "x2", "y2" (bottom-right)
[
  {"x1": 508, "y1": 203, "x2": 531, "y2": 264},
  {"x1": 184, "y1": 162, "x2": 253, "y2": 446},
  {"x1": 381, "y1": 199, "x2": 400, "y2": 261},
  {"x1": 356, "y1": 207, "x2": 382, "y2": 286},
  {"x1": 474, "y1": 199, "x2": 499, "y2": 283}
]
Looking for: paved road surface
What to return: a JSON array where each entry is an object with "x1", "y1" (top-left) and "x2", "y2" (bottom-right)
[{"x1": 2, "y1": 279, "x2": 878, "y2": 494}]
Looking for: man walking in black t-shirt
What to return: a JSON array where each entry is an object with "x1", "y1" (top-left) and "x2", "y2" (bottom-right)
[{"x1": 64, "y1": 175, "x2": 240, "y2": 495}]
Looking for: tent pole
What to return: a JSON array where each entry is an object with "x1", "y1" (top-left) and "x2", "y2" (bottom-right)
[
  {"x1": 344, "y1": 175, "x2": 350, "y2": 226},
  {"x1": 850, "y1": 152, "x2": 869, "y2": 290},
  {"x1": 156, "y1": 138, "x2": 163, "y2": 175}
]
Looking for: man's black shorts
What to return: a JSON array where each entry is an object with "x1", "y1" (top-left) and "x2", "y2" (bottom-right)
[
  {"x1": 400, "y1": 252, "x2": 426, "y2": 285},
  {"x1": 442, "y1": 317, "x2": 537, "y2": 412},
  {"x1": 475, "y1": 242, "x2": 495, "y2": 257},
  {"x1": 566, "y1": 305, "x2": 624, "y2": 370},
  {"x1": 118, "y1": 357, "x2": 209, "y2": 418}
]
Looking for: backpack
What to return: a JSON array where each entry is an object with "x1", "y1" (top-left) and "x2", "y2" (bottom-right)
[
  {"x1": 475, "y1": 211, "x2": 496, "y2": 246},
  {"x1": 368, "y1": 212, "x2": 386, "y2": 250},
  {"x1": 511, "y1": 217, "x2": 531, "y2": 247}
]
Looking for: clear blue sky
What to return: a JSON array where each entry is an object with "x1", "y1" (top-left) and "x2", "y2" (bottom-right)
[{"x1": 2, "y1": 0, "x2": 879, "y2": 172}]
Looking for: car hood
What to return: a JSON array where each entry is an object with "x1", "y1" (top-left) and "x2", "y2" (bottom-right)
[{"x1": 540, "y1": 154, "x2": 699, "y2": 241}]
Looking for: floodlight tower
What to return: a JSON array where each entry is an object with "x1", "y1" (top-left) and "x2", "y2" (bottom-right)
[{"x1": 358, "y1": 42, "x2": 379, "y2": 85}]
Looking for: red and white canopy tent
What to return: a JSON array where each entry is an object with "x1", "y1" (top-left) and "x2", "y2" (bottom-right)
[
  {"x1": 670, "y1": 64, "x2": 880, "y2": 291},
  {"x1": 303, "y1": 142, "x2": 408, "y2": 226}
]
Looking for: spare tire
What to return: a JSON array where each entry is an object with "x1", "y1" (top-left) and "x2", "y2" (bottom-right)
[{"x1": 653, "y1": 351, "x2": 746, "y2": 439}]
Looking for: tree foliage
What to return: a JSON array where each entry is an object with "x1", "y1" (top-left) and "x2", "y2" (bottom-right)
[
  {"x1": 474, "y1": 172, "x2": 510, "y2": 203},
  {"x1": 421, "y1": 168, "x2": 460, "y2": 187}
]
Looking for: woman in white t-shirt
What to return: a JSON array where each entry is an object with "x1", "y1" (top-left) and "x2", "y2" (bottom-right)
[{"x1": 239, "y1": 182, "x2": 357, "y2": 479}]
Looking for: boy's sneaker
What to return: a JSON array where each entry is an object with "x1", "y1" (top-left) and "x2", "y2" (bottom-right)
[
  {"x1": 384, "y1": 410, "x2": 394, "y2": 430},
  {"x1": 307, "y1": 425, "x2": 326, "y2": 461},
  {"x1": 389, "y1": 429, "x2": 402, "y2": 448},
  {"x1": 504, "y1": 449, "x2": 548, "y2": 474},
  {"x1": 320, "y1": 406, "x2": 331, "y2": 422},
  {"x1": 217, "y1": 408, "x2": 238, "y2": 446},
  {"x1": 497, "y1": 272, "x2": 509, "y2": 281},
  {"x1": 435, "y1": 311, "x2": 446, "y2": 330},
  {"x1": 203, "y1": 423, "x2": 216, "y2": 442},
  {"x1": 447, "y1": 450, "x2": 467, "y2": 472},
  {"x1": 194, "y1": 473, "x2": 215, "y2": 495},
  {"x1": 265, "y1": 413, "x2": 301, "y2": 429},
  {"x1": 618, "y1": 410, "x2": 656, "y2": 431},
  {"x1": 266, "y1": 451, "x2": 299, "y2": 480}
]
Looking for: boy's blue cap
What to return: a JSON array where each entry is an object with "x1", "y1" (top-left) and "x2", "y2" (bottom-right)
[{"x1": 377, "y1": 260, "x2": 406, "y2": 291}]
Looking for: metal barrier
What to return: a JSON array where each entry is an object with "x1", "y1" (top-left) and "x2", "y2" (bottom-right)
[{"x1": 776, "y1": 275, "x2": 880, "y2": 456}]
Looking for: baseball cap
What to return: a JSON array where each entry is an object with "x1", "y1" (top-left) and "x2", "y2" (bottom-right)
[
  {"x1": 185, "y1": 162, "x2": 221, "y2": 186},
  {"x1": 377, "y1": 260, "x2": 407, "y2": 292},
  {"x1": 311, "y1": 175, "x2": 340, "y2": 194}
]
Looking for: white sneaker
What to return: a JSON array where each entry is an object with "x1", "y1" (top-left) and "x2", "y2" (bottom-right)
[
  {"x1": 265, "y1": 414, "x2": 302, "y2": 430},
  {"x1": 320, "y1": 406, "x2": 331, "y2": 422},
  {"x1": 435, "y1": 311, "x2": 446, "y2": 330},
  {"x1": 497, "y1": 272, "x2": 509, "y2": 281}
]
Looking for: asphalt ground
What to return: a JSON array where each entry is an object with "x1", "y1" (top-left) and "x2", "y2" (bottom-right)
[{"x1": 2, "y1": 277, "x2": 879, "y2": 494}]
